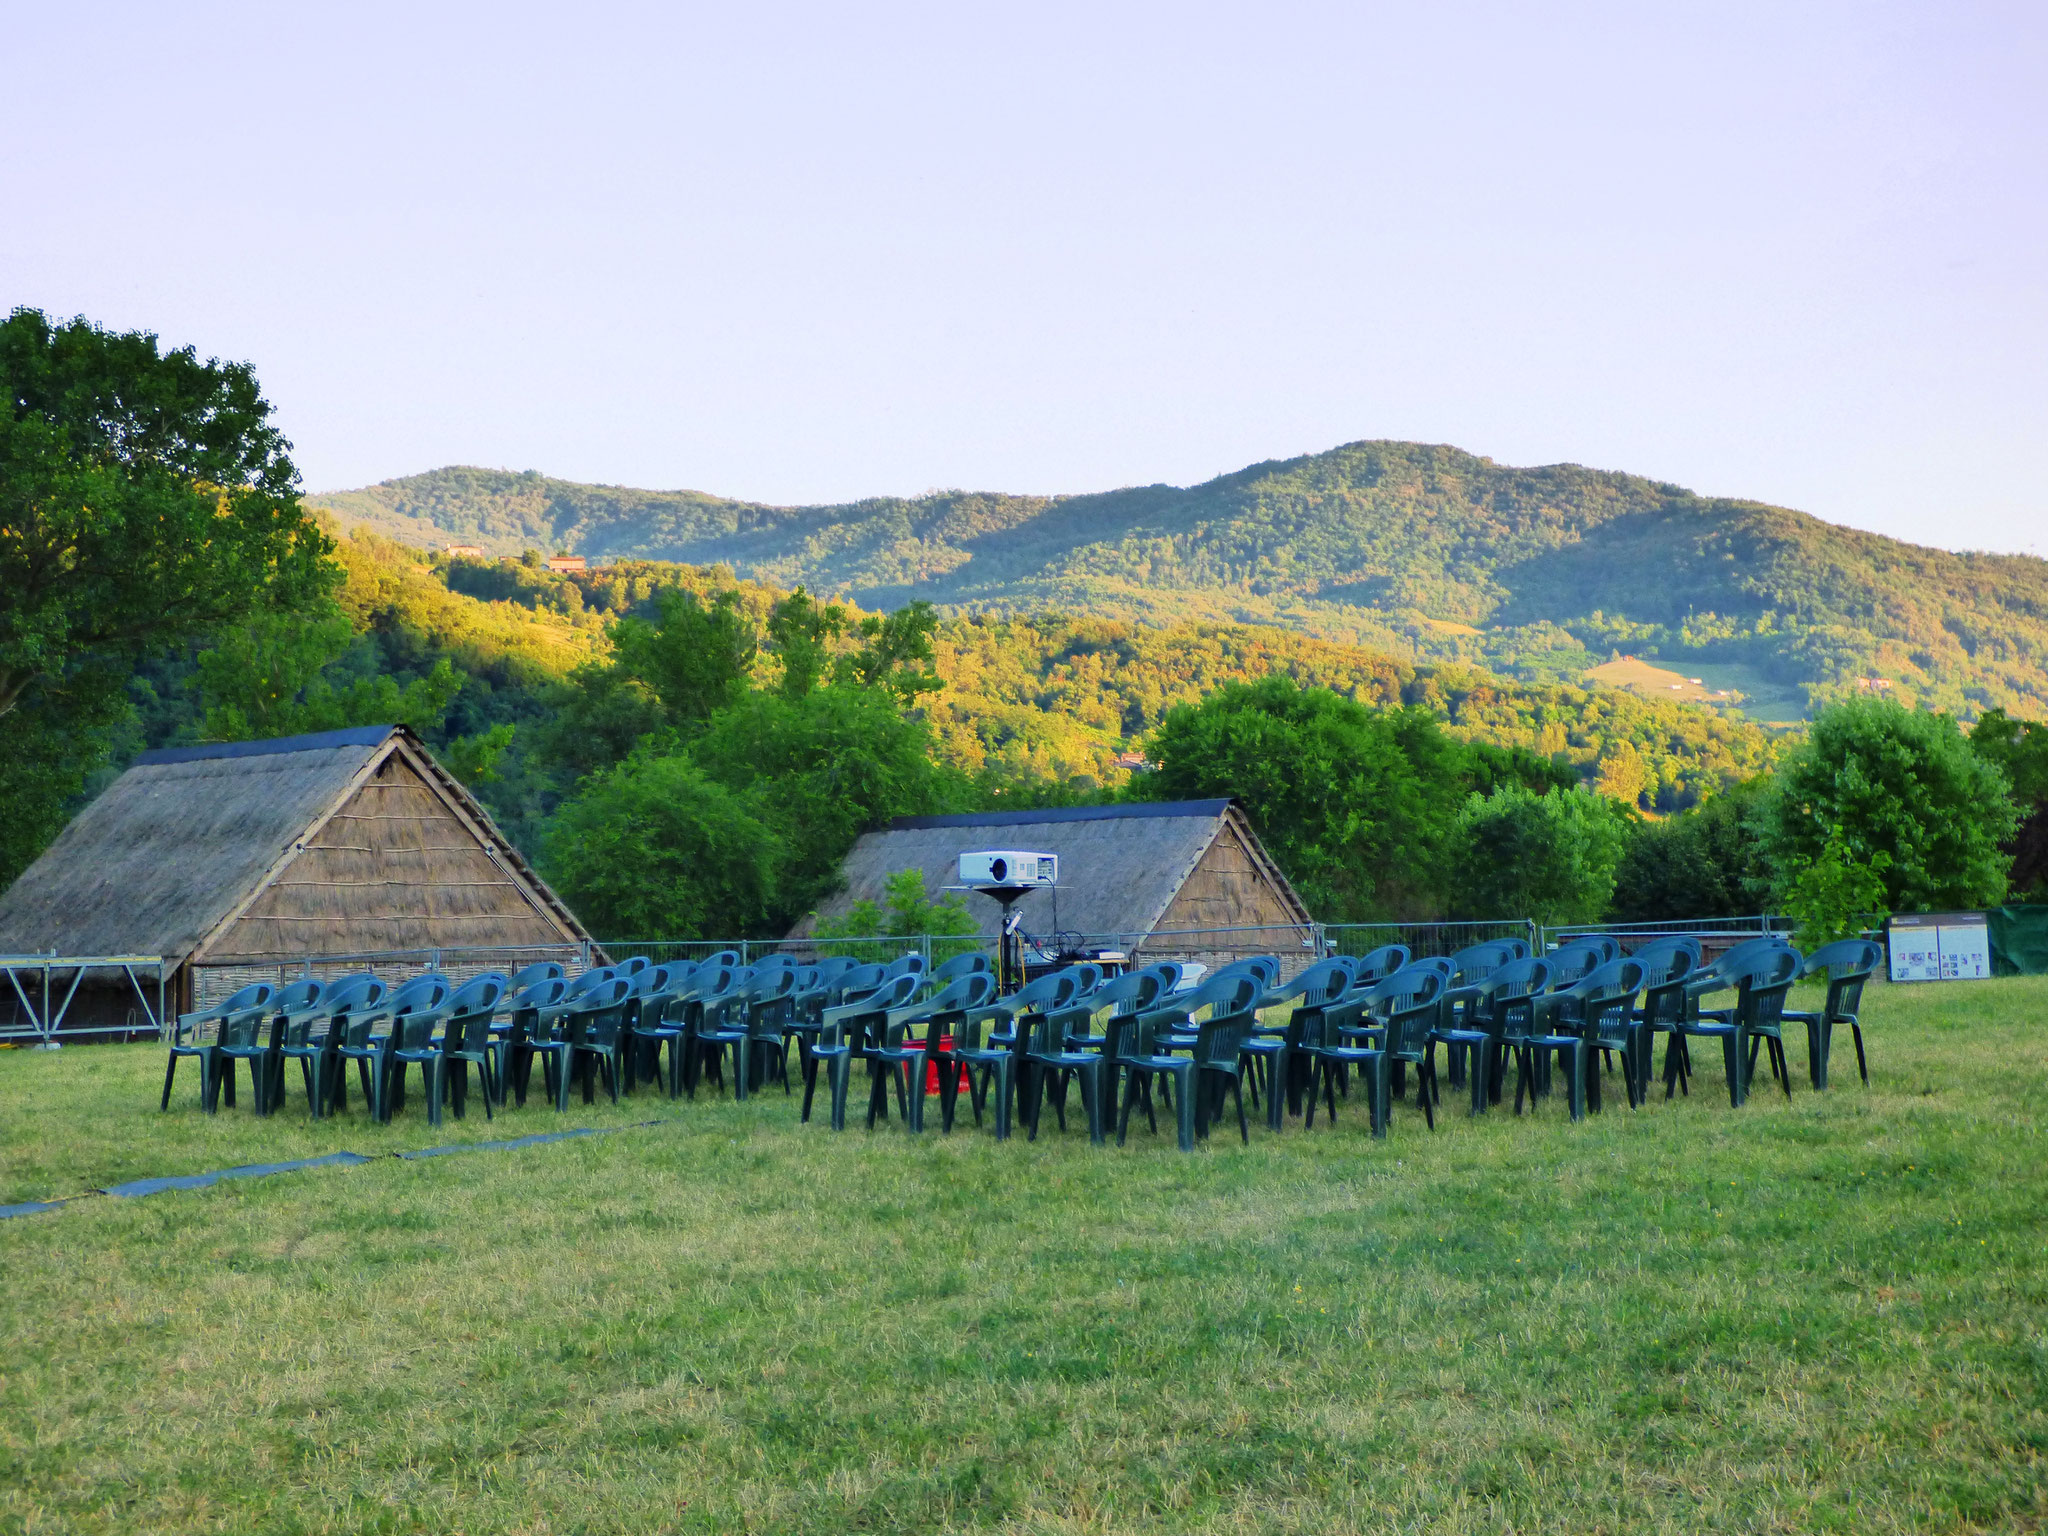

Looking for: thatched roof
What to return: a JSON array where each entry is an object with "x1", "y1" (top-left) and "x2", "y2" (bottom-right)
[
  {"x1": 0, "y1": 725, "x2": 590, "y2": 964},
  {"x1": 792, "y1": 799, "x2": 1311, "y2": 941}
]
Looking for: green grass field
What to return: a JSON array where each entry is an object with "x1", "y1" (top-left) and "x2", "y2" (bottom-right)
[{"x1": 2, "y1": 978, "x2": 2044, "y2": 1533}]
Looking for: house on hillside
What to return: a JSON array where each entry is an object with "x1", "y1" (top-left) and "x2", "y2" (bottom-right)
[
  {"x1": 794, "y1": 800, "x2": 1313, "y2": 966},
  {"x1": 443, "y1": 543, "x2": 485, "y2": 558},
  {"x1": 544, "y1": 554, "x2": 587, "y2": 573},
  {"x1": 0, "y1": 725, "x2": 592, "y2": 1020}
]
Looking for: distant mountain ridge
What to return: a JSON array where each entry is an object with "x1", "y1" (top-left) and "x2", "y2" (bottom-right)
[{"x1": 310, "y1": 442, "x2": 2048, "y2": 720}]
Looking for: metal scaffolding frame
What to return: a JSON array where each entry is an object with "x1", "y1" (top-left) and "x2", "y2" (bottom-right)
[{"x1": 0, "y1": 955, "x2": 171, "y2": 1047}]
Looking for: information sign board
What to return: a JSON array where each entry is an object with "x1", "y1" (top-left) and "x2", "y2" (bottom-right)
[{"x1": 1888, "y1": 912, "x2": 1991, "y2": 983}]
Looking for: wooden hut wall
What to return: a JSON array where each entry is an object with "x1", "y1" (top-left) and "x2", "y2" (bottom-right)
[
  {"x1": 1153, "y1": 817, "x2": 1310, "y2": 935},
  {"x1": 205, "y1": 751, "x2": 571, "y2": 961}
]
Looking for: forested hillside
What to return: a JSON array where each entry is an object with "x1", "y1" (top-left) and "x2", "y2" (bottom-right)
[
  {"x1": 313, "y1": 443, "x2": 2048, "y2": 722},
  {"x1": 420, "y1": 547, "x2": 1774, "y2": 838}
]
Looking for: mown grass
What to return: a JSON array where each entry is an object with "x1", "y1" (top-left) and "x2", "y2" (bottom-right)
[{"x1": 1, "y1": 978, "x2": 2044, "y2": 1533}]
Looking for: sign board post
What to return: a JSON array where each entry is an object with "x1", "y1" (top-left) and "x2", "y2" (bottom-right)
[{"x1": 1887, "y1": 912, "x2": 1991, "y2": 982}]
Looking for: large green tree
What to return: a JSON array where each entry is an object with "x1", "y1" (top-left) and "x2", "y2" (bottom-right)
[
  {"x1": 541, "y1": 752, "x2": 781, "y2": 939},
  {"x1": 1139, "y1": 675, "x2": 1554, "y2": 921},
  {"x1": 1448, "y1": 785, "x2": 1630, "y2": 926},
  {"x1": 1761, "y1": 698, "x2": 2016, "y2": 913},
  {"x1": 0, "y1": 308, "x2": 332, "y2": 720},
  {"x1": 0, "y1": 309, "x2": 333, "y2": 885}
]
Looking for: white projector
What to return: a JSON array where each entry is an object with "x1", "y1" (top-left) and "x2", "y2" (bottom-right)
[{"x1": 958, "y1": 851, "x2": 1058, "y2": 887}]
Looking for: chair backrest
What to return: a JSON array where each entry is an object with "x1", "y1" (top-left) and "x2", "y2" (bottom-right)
[
  {"x1": 616, "y1": 955, "x2": 652, "y2": 977},
  {"x1": 1573, "y1": 958, "x2": 1646, "y2": 1035},
  {"x1": 924, "y1": 972, "x2": 999, "y2": 1019},
  {"x1": 1352, "y1": 944, "x2": 1409, "y2": 983},
  {"x1": 1181, "y1": 972, "x2": 1262, "y2": 1023},
  {"x1": 1630, "y1": 937, "x2": 1700, "y2": 989},
  {"x1": 930, "y1": 952, "x2": 992, "y2": 987},
  {"x1": 1804, "y1": 938, "x2": 1881, "y2": 1019},
  {"x1": 1060, "y1": 962, "x2": 1105, "y2": 999},
  {"x1": 321, "y1": 974, "x2": 388, "y2": 1019},
  {"x1": 389, "y1": 974, "x2": 451, "y2": 1016},
  {"x1": 216, "y1": 982, "x2": 278, "y2": 1017},
  {"x1": 834, "y1": 963, "x2": 887, "y2": 1000},
  {"x1": 1089, "y1": 969, "x2": 1163, "y2": 1022},
  {"x1": 1480, "y1": 956, "x2": 1550, "y2": 1004},
  {"x1": 271, "y1": 977, "x2": 324, "y2": 1015},
  {"x1": 1449, "y1": 940, "x2": 1521, "y2": 983},
  {"x1": 565, "y1": 965, "x2": 618, "y2": 999},
  {"x1": 884, "y1": 952, "x2": 927, "y2": 979},
  {"x1": 507, "y1": 961, "x2": 565, "y2": 993},
  {"x1": 1006, "y1": 970, "x2": 1080, "y2": 1016},
  {"x1": 1401, "y1": 957, "x2": 1455, "y2": 985},
  {"x1": 1138, "y1": 960, "x2": 1185, "y2": 997},
  {"x1": 809, "y1": 955, "x2": 858, "y2": 985},
  {"x1": 750, "y1": 967, "x2": 799, "y2": 1002},
  {"x1": 510, "y1": 976, "x2": 568, "y2": 1015},
  {"x1": 1208, "y1": 955, "x2": 1281, "y2": 991},
  {"x1": 854, "y1": 972, "x2": 924, "y2": 1024},
  {"x1": 1285, "y1": 956, "x2": 1355, "y2": 1009},
  {"x1": 1544, "y1": 938, "x2": 1609, "y2": 988},
  {"x1": 447, "y1": 973, "x2": 508, "y2": 1019}
]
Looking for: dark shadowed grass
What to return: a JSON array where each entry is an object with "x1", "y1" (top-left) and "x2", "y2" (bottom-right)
[{"x1": 1, "y1": 978, "x2": 2044, "y2": 1533}]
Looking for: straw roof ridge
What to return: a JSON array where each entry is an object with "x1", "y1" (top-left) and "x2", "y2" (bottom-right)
[
  {"x1": 0, "y1": 725, "x2": 594, "y2": 964},
  {"x1": 791, "y1": 799, "x2": 1306, "y2": 941}
]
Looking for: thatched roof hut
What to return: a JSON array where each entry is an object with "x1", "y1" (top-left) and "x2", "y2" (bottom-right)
[
  {"x1": 793, "y1": 800, "x2": 1312, "y2": 954},
  {"x1": 0, "y1": 725, "x2": 590, "y2": 1009}
]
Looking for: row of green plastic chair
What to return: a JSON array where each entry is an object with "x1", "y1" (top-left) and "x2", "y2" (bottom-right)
[{"x1": 160, "y1": 933, "x2": 1881, "y2": 1145}]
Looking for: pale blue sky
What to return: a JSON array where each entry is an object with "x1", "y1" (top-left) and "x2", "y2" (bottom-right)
[{"x1": 4, "y1": 2, "x2": 2043, "y2": 552}]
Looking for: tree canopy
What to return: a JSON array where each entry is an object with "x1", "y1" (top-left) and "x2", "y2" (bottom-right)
[{"x1": 1762, "y1": 699, "x2": 2016, "y2": 914}]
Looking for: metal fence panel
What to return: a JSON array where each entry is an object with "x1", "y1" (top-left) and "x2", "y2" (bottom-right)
[{"x1": 1320, "y1": 919, "x2": 1540, "y2": 963}]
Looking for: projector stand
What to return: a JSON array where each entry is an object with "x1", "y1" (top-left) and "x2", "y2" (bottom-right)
[{"x1": 968, "y1": 884, "x2": 1034, "y2": 995}]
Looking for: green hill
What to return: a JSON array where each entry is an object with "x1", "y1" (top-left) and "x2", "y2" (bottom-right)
[{"x1": 312, "y1": 443, "x2": 2048, "y2": 720}]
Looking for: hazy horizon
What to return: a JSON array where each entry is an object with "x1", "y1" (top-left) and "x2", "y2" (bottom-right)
[{"x1": 7, "y1": 3, "x2": 2044, "y2": 556}]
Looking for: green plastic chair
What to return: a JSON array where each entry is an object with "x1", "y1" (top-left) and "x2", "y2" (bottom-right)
[
  {"x1": 946, "y1": 971, "x2": 1078, "y2": 1138},
  {"x1": 1244, "y1": 956, "x2": 1357, "y2": 1129},
  {"x1": 259, "y1": 977, "x2": 329, "y2": 1117},
  {"x1": 1019, "y1": 977, "x2": 1111, "y2": 1144},
  {"x1": 1316, "y1": 966, "x2": 1446, "y2": 1135},
  {"x1": 1125, "y1": 973, "x2": 1263, "y2": 1146},
  {"x1": 742, "y1": 967, "x2": 802, "y2": 1096},
  {"x1": 867, "y1": 972, "x2": 999, "y2": 1132},
  {"x1": 162, "y1": 982, "x2": 277, "y2": 1112},
  {"x1": 804, "y1": 970, "x2": 921, "y2": 1131},
  {"x1": 437, "y1": 973, "x2": 509, "y2": 1121},
  {"x1": 1783, "y1": 939, "x2": 1882, "y2": 1088},
  {"x1": 503, "y1": 976, "x2": 570, "y2": 1107},
  {"x1": 559, "y1": 977, "x2": 635, "y2": 1110},
  {"x1": 1435, "y1": 956, "x2": 1550, "y2": 1115},
  {"x1": 1519, "y1": 959, "x2": 1644, "y2": 1120},
  {"x1": 211, "y1": 1007, "x2": 282, "y2": 1115},
  {"x1": 374, "y1": 975, "x2": 457, "y2": 1123},
  {"x1": 1665, "y1": 943, "x2": 1800, "y2": 1104}
]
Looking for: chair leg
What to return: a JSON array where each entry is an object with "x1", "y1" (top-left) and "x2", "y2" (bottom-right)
[
  {"x1": 1116, "y1": 1069, "x2": 1137, "y2": 1145},
  {"x1": 1233, "y1": 1076, "x2": 1249, "y2": 1144},
  {"x1": 1852, "y1": 1024, "x2": 1868, "y2": 1086},
  {"x1": 162, "y1": 1053, "x2": 180, "y2": 1111},
  {"x1": 1173, "y1": 1068, "x2": 1195, "y2": 1152}
]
